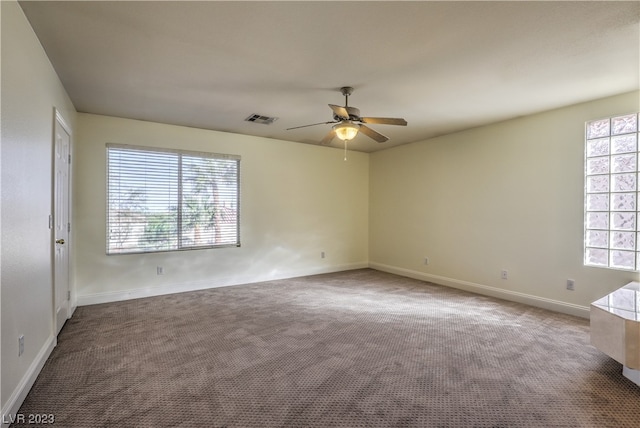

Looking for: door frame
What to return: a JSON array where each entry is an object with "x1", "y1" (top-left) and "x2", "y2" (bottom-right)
[{"x1": 52, "y1": 108, "x2": 74, "y2": 334}]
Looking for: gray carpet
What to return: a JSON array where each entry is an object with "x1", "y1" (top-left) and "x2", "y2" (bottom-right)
[{"x1": 14, "y1": 269, "x2": 640, "y2": 427}]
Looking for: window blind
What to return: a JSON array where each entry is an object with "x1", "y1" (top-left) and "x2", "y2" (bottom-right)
[{"x1": 107, "y1": 144, "x2": 240, "y2": 254}]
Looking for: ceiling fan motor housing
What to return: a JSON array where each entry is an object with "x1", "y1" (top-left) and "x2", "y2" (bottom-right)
[{"x1": 334, "y1": 106, "x2": 361, "y2": 121}]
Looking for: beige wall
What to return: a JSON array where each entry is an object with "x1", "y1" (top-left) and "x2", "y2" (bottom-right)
[
  {"x1": 370, "y1": 91, "x2": 640, "y2": 316},
  {"x1": 73, "y1": 114, "x2": 369, "y2": 304},
  {"x1": 1, "y1": 0, "x2": 77, "y2": 417}
]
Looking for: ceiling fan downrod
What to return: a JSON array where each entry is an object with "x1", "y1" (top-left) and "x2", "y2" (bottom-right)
[{"x1": 340, "y1": 86, "x2": 354, "y2": 108}]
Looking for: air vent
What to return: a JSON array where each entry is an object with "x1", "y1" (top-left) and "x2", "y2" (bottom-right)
[{"x1": 245, "y1": 114, "x2": 278, "y2": 125}]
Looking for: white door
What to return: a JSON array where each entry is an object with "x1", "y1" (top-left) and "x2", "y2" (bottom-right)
[{"x1": 54, "y1": 112, "x2": 71, "y2": 335}]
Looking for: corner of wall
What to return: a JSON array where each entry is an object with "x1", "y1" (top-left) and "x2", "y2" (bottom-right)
[
  {"x1": 370, "y1": 262, "x2": 590, "y2": 319},
  {"x1": 0, "y1": 336, "x2": 55, "y2": 428}
]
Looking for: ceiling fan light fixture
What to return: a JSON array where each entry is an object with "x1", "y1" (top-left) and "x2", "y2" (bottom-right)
[{"x1": 333, "y1": 121, "x2": 360, "y2": 141}]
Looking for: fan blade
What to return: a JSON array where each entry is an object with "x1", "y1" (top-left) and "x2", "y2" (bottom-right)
[
  {"x1": 359, "y1": 124, "x2": 389, "y2": 143},
  {"x1": 329, "y1": 104, "x2": 350, "y2": 119},
  {"x1": 361, "y1": 117, "x2": 407, "y2": 126},
  {"x1": 320, "y1": 130, "x2": 336, "y2": 145},
  {"x1": 286, "y1": 121, "x2": 335, "y2": 130}
]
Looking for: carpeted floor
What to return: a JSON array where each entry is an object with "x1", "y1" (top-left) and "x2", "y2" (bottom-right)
[{"x1": 13, "y1": 269, "x2": 640, "y2": 427}]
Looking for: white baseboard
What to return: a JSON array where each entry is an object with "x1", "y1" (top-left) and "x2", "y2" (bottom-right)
[
  {"x1": 1, "y1": 335, "x2": 56, "y2": 428},
  {"x1": 369, "y1": 262, "x2": 590, "y2": 319},
  {"x1": 77, "y1": 262, "x2": 590, "y2": 318},
  {"x1": 77, "y1": 262, "x2": 369, "y2": 306}
]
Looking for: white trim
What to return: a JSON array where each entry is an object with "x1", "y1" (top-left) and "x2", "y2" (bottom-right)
[
  {"x1": 369, "y1": 262, "x2": 590, "y2": 319},
  {"x1": 54, "y1": 108, "x2": 72, "y2": 135},
  {"x1": 1, "y1": 335, "x2": 56, "y2": 428},
  {"x1": 77, "y1": 262, "x2": 369, "y2": 306},
  {"x1": 52, "y1": 108, "x2": 73, "y2": 333},
  {"x1": 623, "y1": 366, "x2": 640, "y2": 386}
]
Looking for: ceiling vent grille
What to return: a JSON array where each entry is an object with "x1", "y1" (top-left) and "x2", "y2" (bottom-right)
[{"x1": 245, "y1": 114, "x2": 278, "y2": 125}]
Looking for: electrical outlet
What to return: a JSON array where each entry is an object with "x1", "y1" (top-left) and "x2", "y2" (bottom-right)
[
  {"x1": 501, "y1": 270, "x2": 508, "y2": 280},
  {"x1": 321, "y1": 251, "x2": 325, "y2": 259},
  {"x1": 18, "y1": 335, "x2": 24, "y2": 357},
  {"x1": 157, "y1": 266, "x2": 164, "y2": 275},
  {"x1": 424, "y1": 257, "x2": 429, "y2": 265},
  {"x1": 566, "y1": 279, "x2": 575, "y2": 291}
]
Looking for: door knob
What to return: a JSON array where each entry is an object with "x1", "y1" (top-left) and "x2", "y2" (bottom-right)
[{"x1": 55, "y1": 238, "x2": 65, "y2": 245}]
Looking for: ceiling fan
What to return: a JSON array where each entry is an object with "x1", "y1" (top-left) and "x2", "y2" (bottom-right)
[{"x1": 286, "y1": 87, "x2": 407, "y2": 145}]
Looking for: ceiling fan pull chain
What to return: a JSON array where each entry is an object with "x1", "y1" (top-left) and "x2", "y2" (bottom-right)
[{"x1": 344, "y1": 140, "x2": 348, "y2": 161}]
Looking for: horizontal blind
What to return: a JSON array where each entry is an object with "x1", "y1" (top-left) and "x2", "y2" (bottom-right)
[
  {"x1": 180, "y1": 154, "x2": 239, "y2": 248},
  {"x1": 107, "y1": 144, "x2": 240, "y2": 254}
]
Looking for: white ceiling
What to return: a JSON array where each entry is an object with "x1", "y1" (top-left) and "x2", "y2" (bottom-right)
[{"x1": 19, "y1": 1, "x2": 640, "y2": 152}]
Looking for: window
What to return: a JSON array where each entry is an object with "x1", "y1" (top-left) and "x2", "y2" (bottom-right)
[
  {"x1": 585, "y1": 113, "x2": 639, "y2": 271},
  {"x1": 107, "y1": 144, "x2": 240, "y2": 254}
]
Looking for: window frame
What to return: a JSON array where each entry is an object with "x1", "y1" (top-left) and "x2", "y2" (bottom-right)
[{"x1": 106, "y1": 143, "x2": 241, "y2": 255}]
